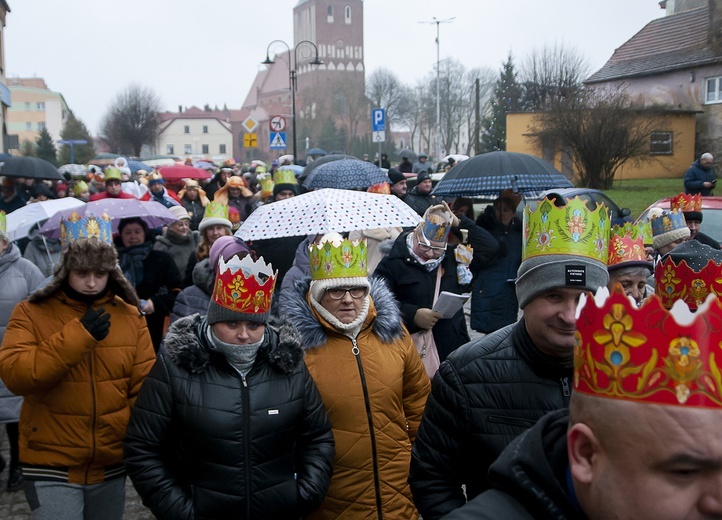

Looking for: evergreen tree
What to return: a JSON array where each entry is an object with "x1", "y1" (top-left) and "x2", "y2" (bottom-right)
[
  {"x1": 35, "y1": 127, "x2": 58, "y2": 165},
  {"x1": 480, "y1": 53, "x2": 524, "y2": 152},
  {"x1": 59, "y1": 111, "x2": 96, "y2": 164},
  {"x1": 20, "y1": 140, "x2": 36, "y2": 157}
]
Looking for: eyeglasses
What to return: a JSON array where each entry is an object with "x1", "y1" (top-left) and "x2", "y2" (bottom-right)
[
  {"x1": 415, "y1": 232, "x2": 446, "y2": 254},
  {"x1": 325, "y1": 287, "x2": 369, "y2": 300}
]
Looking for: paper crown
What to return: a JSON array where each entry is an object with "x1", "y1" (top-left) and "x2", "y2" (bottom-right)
[
  {"x1": 0, "y1": 210, "x2": 5, "y2": 234},
  {"x1": 367, "y1": 182, "x2": 391, "y2": 194},
  {"x1": 309, "y1": 236, "x2": 367, "y2": 280},
  {"x1": 607, "y1": 223, "x2": 650, "y2": 269},
  {"x1": 419, "y1": 205, "x2": 454, "y2": 243},
  {"x1": 60, "y1": 211, "x2": 113, "y2": 247},
  {"x1": 523, "y1": 196, "x2": 609, "y2": 263},
  {"x1": 575, "y1": 286, "x2": 722, "y2": 407},
  {"x1": 273, "y1": 168, "x2": 297, "y2": 186},
  {"x1": 654, "y1": 241, "x2": 722, "y2": 310},
  {"x1": 104, "y1": 167, "x2": 122, "y2": 182},
  {"x1": 638, "y1": 220, "x2": 653, "y2": 246},
  {"x1": 203, "y1": 201, "x2": 229, "y2": 220},
  {"x1": 260, "y1": 177, "x2": 274, "y2": 198},
  {"x1": 211, "y1": 254, "x2": 278, "y2": 315},
  {"x1": 671, "y1": 193, "x2": 702, "y2": 213},
  {"x1": 650, "y1": 208, "x2": 687, "y2": 237}
]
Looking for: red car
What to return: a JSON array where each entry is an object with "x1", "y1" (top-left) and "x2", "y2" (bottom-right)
[{"x1": 637, "y1": 196, "x2": 722, "y2": 243}]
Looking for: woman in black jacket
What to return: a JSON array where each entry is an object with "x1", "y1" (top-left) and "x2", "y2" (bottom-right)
[{"x1": 124, "y1": 253, "x2": 334, "y2": 520}]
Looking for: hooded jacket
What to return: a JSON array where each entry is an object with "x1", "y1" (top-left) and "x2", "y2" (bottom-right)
[
  {"x1": 170, "y1": 259, "x2": 213, "y2": 324},
  {"x1": 281, "y1": 277, "x2": 431, "y2": 519},
  {"x1": 0, "y1": 262, "x2": 154, "y2": 484},
  {"x1": 123, "y1": 314, "x2": 335, "y2": 520},
  {"x1": 22, "y1": 227, "x2": 62, "y2": 278},
  {"x1": 153, "y1": 228, "x2": 201, "y2": 278},
  {"x1": 441, "y1": 409, "x2": 584, "y2": 520}
]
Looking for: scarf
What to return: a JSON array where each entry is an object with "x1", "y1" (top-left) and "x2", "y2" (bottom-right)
[
  {"x1": 406, "y1": 232, "x2": 445, "y2": 271},
  {"x1": 61, "y1": 279, "x2": 109, "y2": 305},
  {"x1": 310, "y1": 294, "x2": 370, "y2": 340},
  {"x1": 165, "y1": 228, "x2": 193, "y2": 245},
  {"x1": 118, "y1": 241, "x2": 153, "y2": 287},
  {"x1": 207, "y1": 323, "x2": 265, "y2": 377}
]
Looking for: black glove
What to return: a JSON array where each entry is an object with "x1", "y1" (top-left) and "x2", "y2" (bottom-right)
[{"x1": 80, "y1": 307, "x2": 111, "y2": 342}]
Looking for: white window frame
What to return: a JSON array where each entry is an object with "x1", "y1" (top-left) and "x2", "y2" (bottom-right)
[
  {"x1": 36, "y1": 101, "x2": 45, "y2": 111},
  {"x1": 705, "y1": 76, "x2": 722, "y2": 104}
]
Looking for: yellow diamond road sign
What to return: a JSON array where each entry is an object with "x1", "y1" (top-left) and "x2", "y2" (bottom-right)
[
  {"x1": 244, "y1": 133, "x2": 258, "y2": 148},
  {"x1": 242, "y1": 116, "x2": 259, "y2": 133}
]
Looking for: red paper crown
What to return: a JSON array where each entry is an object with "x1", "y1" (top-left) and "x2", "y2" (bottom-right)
[
  {"x1": 575, "y1": 287, "x2": 722, "y2": 408},
  {"x1": 211, "y1": 255, "x2": 278, "y2": 315},
  {"x1": 671, "y1": 193, "x2": 702, "y2": 213},
  {"x1": 607, "y1": 223, "x2": 649, "y2": 269},
  {"x1": 655, "y1": 257, "x2": 722, "y2": 310}
]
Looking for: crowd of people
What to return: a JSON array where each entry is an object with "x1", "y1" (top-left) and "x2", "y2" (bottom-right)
[{"x1": 0, "y1": 150, "x2": 720, "y2": 519}]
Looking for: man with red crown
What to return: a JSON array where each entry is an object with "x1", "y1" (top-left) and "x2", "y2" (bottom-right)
[{"x1": 671, "y1": 192, "x2": 720, "y2": 249}]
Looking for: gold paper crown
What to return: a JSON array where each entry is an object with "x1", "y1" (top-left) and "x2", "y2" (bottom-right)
[
  {"x1": 104, "y1": 167, "x2": 122, "y2": 182},
  {"x1": 273, "y1": 168, "x2": 297, "y2": 186},
  {"x1": 212, "y1": 254, "x2": 278, "y2": 315},
  {"x1": 309, "y1": 236, "x2": 368, "y2": 280},
  {"x1": 523, "y1": 196, "x2": 609, "y2": 264},
  {"x1": 0, "y1": 210, "x2": 5, "y2": 234},
  {"x1": 575, "y1": 286, "x2": 722, "y2": 408},
  {"x1": 260, "y1": 177, "x2": 274, "y2": 198},
  {"x1": 60, "y1": 211, "x2": 113, "y2": 247},
  {"x1": 671, "y1": 193, "x2": 702, "y2": 213}
]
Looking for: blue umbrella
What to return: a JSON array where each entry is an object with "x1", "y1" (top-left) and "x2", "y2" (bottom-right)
[
  {"x1": 302, "y1": 159, "x2": 388, "y2": 190},
  {"x1": 431, "y1": 151, "x2": 573, "y2": 197},
  {"x1": 127, "y1": 159, "x2": 152, "y2": 173},
  {"x1": 307, "y1": 148, "x2": 327, "y2": 156}
]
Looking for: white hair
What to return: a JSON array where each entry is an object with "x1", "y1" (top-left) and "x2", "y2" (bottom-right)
[{"x1": 701, "y1": 152, "x2": 714, "y2": 161}]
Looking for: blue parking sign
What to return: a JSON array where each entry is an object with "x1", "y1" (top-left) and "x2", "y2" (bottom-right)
[{"x1": 372, "y1": 108, "x2": 385, "y2": 132}]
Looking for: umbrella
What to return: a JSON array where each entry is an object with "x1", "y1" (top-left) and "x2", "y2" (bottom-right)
[
  {"x1": 40, "y1": 199, "x2": 178, "y2": 238},
  {"x1": 431, "y1": 151, "x2": 574, "y2": 197},
  {"x1": 127, "y1": 159, "x2": 152, "y2": 173},
  {"x1": 280, "y1": 164, "x2": 304, "y2": 176},
  {"x1": 302, "y1": 159, "x2": 388, "y2": 190},
  {"x1": 6, "y1": 198, "x2": 85, "y2": 241},
  {"x1": 158, "y1": 164, "x2": 211, "y2": 180},
  {"x1": 306, "y1": 148, "x2": 327, "y2": 156},
  {"x1": 0, "y1": 156, "x2": 64, "y2": 181},
  {"x1": 139, "y1": 155, "x2": 179, "y2": 167},
  {"x1": 396, "y1": 149, "x2": 418, "y2": 161},
  {"x1": 299, "y1": 153, "x2": 356, "y2": 181},
  {"x1": 443, "y1": 154, "x2": 469, "y2": 163},
  {"x1": 251, "y1": 159, "x2": 267, "y2": 167},
  {"x1": 58, "y1": 164, "x2": 88, "y2": 179},
  {"x1": 277, "y1": 154, "x2": 294, "y2": 164},
  {"x1": 194, "y1": 160, "x2": 216, "y2": 170},
  {"x1": 236, "y1": 188, "x2": 422, "y2": 240}
]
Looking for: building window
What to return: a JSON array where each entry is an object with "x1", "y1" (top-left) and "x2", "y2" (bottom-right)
[
  {"x1": 327, "y1": 4, "x2": 333, "y2": 22},
  {"x1": 37, "y1": 122, "x2": 46, "y2": 131},
  {"x1": 184, "y1": 144, "x2": 192, "y2": 154},
  {"x1": 25, "y1": 122, "x2": 31, "y2": 130},
  {"x1": 184, "y1": 125, "x2": 190, "y2": 134},
  {"x1": 36, "y1": 102, "x2": 45, "y2": 111},
  {"x1": 706, "y1": 76, "x2": 722, "y2": 104},
  {"x1": 220, "y1": 144, "x2": 227, "y2": 154},
  {"x1": 345, "y1": 6, "x2": 351, "y2": 24},
  {"x1": 650, "y1": 131, "x2": 673, "y2": 155},
  {"x1": 24, "y1": 102, "x2": 30, "y2": 110},
  {"x1": 202, "y1": 144, "x2": 209, "y2": 154},
  {"x1": 202, "y1": 125, "x2": 208, "y2": 134},
  {"x1": 166, "y1": 144, "x2": 174, "y2": 155}
]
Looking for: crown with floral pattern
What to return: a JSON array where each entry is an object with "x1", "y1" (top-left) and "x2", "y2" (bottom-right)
[
  {"x1": 650, "y1": 208, "x2": 687, "y2": 237},
  {"x1": 0, "y1": 210, "x2": 5, "y2": 235},
  {"x1": 273, "y1": 168, "x2": 297, "y2": 186},
  {"x1": 367, "y1": 182, "x2": 391, "y2": 194},
  {"x1": 211, "y1": 254, "x2": 278, "y2": 316},
  {"x1": 204, "y1": 201, "x2": 229, "y2": 220},
  {"x1": 654, "y1": 241, "x2": 722, "y2": 310},
  {"x1": 309, "y1": 236, "x2": 367, "y2": 280},
  {"x1": 575, "y1": 286, "x2": 722, "y2": 407},
  {"x1": 60, "y1": 211, "x2": 113, "y2": 247},
  {"x1": 671, "y1": 193, "x2": 702, "y2": 213},
  {"x1": 608, "y1": 222, "x2": 651, "y2": 270},
  {"x1": 523, "y1": 196, "x2": 609, "y2": 263}
]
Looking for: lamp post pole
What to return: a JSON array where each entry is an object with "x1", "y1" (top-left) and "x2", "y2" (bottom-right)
[{"x1": 263, "y1": 40, "x2": 323, "y2": 163}]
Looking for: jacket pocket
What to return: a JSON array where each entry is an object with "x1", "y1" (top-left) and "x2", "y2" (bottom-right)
[{"x1": 487, "y1": 415, "x2": 537, "y2": 428}]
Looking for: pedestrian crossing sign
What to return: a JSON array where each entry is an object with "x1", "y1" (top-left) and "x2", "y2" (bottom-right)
[{"x1": 270, "y1": 132, "x2": 287, "y2": 150}]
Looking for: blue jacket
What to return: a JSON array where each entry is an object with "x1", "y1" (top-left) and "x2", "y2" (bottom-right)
[{"x1": 684, "y1": 159, "x2": 716, "y2": 196}]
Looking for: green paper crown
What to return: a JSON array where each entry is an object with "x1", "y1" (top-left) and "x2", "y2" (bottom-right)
[
  {"x1": 309, "y1": 237, "x2": 368, "y2": 280},
  {"x1": 273, "y1": 168, "x2": 297, "y2": 185},
  {"x1": 204, "y1": 201, "x2": 229, "y2": 219},
  {"x1": 0, "y1": 211, "x2": 5, "y2": 234},
  {"x1": 523, "y1": 196, "x2": 609, "y2": 264}
]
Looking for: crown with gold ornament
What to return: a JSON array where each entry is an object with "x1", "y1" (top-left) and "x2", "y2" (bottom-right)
[
  {"x1": 60, "y1": 211, "x2": 113, "y2": 247},
  {"x1": 204, "y1": 201, "x2": 229, "y2": 220},
  {"x1": 418, "y1": 204, "x2": 455, "y2": 243},
  {"x1": 671, "y1": 193, "x2": 702, "y2": 214},
  {"x1": 211, "y1": 254, "x2": 278, "y2": 316},
  {"x1": 0, "y1": 210, "x2": 5, "y2": 235},
  {"x1": 650, "y1": 208, "x2": 687, "y2": 238},
  {"x1": 367, "y1": 182, "x2": 391, "y2": 194},
  {"x1": 309, "y1": 236, "x2": 367, "y2": 280},
  {"x1": 523, "y1": 196, "x2": 609, "y2": 263},
  {"x1": 574, "y1": 286, "x2": 722, "y2": 408},
  {"x1": 607, "y1": 222, "x2": 651, "y2": 270},
  {"x1": 260, "y1": 177, "x2": 274, "y2": 199},
  {"x1": 273, "y1": 168, "x2": 297, "y2": 186},
  {"x1": 654, "y1": 240, "x2": 722, "y2": 311}
]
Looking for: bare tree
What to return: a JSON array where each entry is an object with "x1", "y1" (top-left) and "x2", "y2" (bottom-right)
[
  {"x1": 100, "y1": 84, "x2": 163, "y2": 156},
  {"x1": 463, "y1": 67, "x2": 495, "y2": 155},
  {"x1": 520, "y1": 43, "x2": 589, "y2": 110},
  {"x1": 531, "y1": 87, "x2": 667, "y2": 189}
]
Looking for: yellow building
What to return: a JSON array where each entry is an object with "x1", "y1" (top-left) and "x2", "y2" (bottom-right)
[
  {"x1": 506, "y1": 110, "x2": 698, "y2": 181},
  {"x1": 7, "y1": 78, "x2": 69, "y2": 149}
]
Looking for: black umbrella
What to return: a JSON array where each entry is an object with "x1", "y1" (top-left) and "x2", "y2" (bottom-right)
[
  {"x1": 431, "y1": 151, "x2": 573, "y2": 197},
  {"x1": 306, "y1": 148, "x2": 327, "y2": 156},
  {"x1": 396, "y1": 148, "x2": 418, "y2": 161},
  {"x1": 299, "y1": 153, "x2": 356, "y2": 182},
  {"x1": 0, "y1": 156, "x2": 64, "y2": 181}
]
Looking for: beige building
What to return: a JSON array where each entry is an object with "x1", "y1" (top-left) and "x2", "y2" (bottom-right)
[
  {"x1": 0, "y1": 2, "x2": 11, "y2": 152},
  {"x1": 156, "y1": 107, "x2": 234, "y2": 163},
  {"x1": 7, "y1": 77, "x2": 69, "y2": 148}
]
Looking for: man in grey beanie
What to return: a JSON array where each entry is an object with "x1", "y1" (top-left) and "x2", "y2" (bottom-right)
[{"x1": 409, "y1": 196, "x2": 610, "y2": 519}]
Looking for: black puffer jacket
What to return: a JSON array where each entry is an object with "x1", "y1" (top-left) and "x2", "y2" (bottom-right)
[
  {"x1": 409, "y1": 319, "x2": 572, "y2": 519},
  {"x1": 124, "y1": 315, "x2": 335, "y2": 520}
]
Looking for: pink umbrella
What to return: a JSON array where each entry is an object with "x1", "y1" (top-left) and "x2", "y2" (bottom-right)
[{"x1": 158, "y1": 164, "x2": 211, "y2": 180}]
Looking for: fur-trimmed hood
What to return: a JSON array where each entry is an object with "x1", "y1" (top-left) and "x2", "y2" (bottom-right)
[
  {"x1": 280, "y1": 276, "x2": 405, "y2": 350},
  {"x1": 162, "y1": 314, "x2": 304, "y2": 375}
]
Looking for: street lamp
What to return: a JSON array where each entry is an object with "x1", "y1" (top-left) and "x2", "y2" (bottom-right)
[{"x1": 262, "y1": 39, "x2": 323, "y2": 163}]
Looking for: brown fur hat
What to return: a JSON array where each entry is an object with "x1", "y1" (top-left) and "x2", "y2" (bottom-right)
[{"x1": 29, "y1": 239, "x2": 140, "y2": 307}]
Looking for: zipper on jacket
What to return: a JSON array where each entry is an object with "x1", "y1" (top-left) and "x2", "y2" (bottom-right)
[
  {"x1": 351, "y1": 339, "x2": 384, "y2": 520},
  {"x1": 87, "y1": 343, "x2": 97, "y2": 484},
  {"x1": 241, "y1": 373, "x2": 251, "y2": 518},
  {"x1": 561, "y1": 376, "x2": 571, "y2": 398}
]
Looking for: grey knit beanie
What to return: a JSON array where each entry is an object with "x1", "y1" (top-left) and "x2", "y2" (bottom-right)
[{"x1": 515, "y1": 254, "x2": 609, "y2": 309}]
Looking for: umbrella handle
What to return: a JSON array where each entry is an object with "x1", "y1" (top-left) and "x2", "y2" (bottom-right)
[{"x1": 40, "y1": 233, "x2": 55, "y2": 273}]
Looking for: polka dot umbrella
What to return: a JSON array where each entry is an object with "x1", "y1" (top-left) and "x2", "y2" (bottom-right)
[{"x1": 236, "y1": 188, "x2": 422, "y2": 240}]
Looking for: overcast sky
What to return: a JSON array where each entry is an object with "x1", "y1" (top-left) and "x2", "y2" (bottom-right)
[{"x1": 6, "y1": 0, "x2": 664, "y2": 134}]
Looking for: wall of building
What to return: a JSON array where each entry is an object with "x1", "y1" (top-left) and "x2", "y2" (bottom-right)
[
  {"x1": 507, "y1": 111, "x2": 697, "y2": 181},
  {"x1": 157, "y1": 118, "x2": 232, "y2": 162},
  {"x1": 7, "y1": 86, "x2": 68, "y2": 145}
]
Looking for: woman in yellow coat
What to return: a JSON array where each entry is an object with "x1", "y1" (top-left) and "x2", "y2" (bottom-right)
[{"x1": 281, "y1": 233, "x2": 430, "y2": 519}]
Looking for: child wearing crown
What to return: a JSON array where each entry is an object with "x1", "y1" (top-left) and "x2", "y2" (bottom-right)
[
  {"x1": 125, "y1": 253, "x2": 334, "y2": 519},
  {"x1": 0, "y1": 213, "x2": 155, "y2": 519}
]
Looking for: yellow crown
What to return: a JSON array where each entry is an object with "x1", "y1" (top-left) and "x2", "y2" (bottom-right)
[
  {"x1": 309, "y1": 236, "x2": 367, "y2": 280},
  {"x1": 523, "y1": 196, "x2": 609, "y2": 264},
  {"x1": 0, "y1": 210, "x2": 5, "y2": 234},
  {"x1": 273, "y1": 168, "x2": 297, "y2": 185}
]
